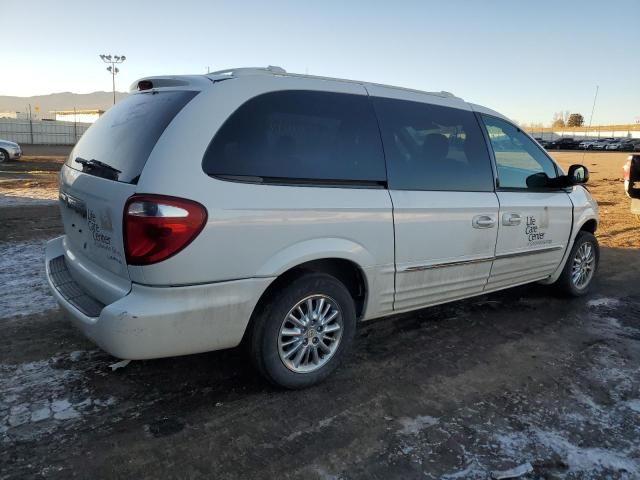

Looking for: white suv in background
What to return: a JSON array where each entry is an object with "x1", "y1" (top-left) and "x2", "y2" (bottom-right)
[{"x1": 46, "y1": 67, "x2": 599, "y2": 388}]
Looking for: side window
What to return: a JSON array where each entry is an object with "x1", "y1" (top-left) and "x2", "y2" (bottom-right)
[
  {"x1": 371, "y1": 97, "x2": 494, "y2": 192},
  {"x1": 203, "y1": 90, "x2": 386, "y2": 183},
  {"x1": 481, "y1": 115, "x2": 558, "y2": 189}
]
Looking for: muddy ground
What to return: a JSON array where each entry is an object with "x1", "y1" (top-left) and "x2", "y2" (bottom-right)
[{"x1": 1, "y1": 151, "x2": 639, "y2": 479}]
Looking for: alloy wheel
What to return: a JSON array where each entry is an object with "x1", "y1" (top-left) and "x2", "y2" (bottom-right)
[
  {"x1": 571, "y1": 242, "x2": 595, "y2": 289},
  {"x1": 277, "y1": 294, "x2": 343, "y2": 373}
]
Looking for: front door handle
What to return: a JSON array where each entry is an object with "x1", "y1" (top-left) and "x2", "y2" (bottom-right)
[
  {"x1": 502, "y1": 213, "x2": 522, "y2": 226},
  {"x1": 472, "y1": 215, "x2": 496, "y2": 229}
]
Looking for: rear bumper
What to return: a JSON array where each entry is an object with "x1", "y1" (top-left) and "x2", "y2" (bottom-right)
[{"x1": 46, "y1": 236, "x2": 273, "y2": 360}]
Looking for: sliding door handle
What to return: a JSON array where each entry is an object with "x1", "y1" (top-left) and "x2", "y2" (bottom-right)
[
  {"x1": 502, "y1": 213, "x2": 522, "y2": 226},
  {"x1": 472, "y1": 215, "x2": 496, "y2": 229}
]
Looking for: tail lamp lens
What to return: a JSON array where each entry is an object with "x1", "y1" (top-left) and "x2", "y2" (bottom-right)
[{"x1": 124, "y1": 195, "x2": 207, "y2": 266}]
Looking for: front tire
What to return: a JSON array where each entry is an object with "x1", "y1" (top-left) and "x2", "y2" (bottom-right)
[
  {"x1": 250, "y1": 272, "x2": 356, "y2": 389},
  {"x1": 554, "y1": 231, "x2": 599, "y2": 296},
  {"x1": 0, "y1": 149, "x2": 8, "y2": 163}
]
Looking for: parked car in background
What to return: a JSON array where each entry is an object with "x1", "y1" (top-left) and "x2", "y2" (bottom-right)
[
  {"x1": 634, "y1": 140, "x2": 640, "y2": 152},
  {"x1": 0, "y1": 139, "x2": 22, "y2": 162},
  {"x1": 45, "y1": 66, "x2": 600, "y2": 388},
  {"x1": 546, "y1": 137, "x2": 580, "y2": 150},
  {"x1": 592, "y1": 138, "x2": 615, "y2": 150},
  {"x1": 607, "y1": 140, "x2": 633, "y2": 151},
  {"x1": 620, "y1": 138, "x2": 640, "y2": 152},
  {"x1": 534, "y1": 137, "x2": 550, "y2": 148},
  {"x1": 605, "y1": 140, "x2": 624, "y2": 151},
  {"x1": 579, "y1": 139, "x2": 602, "y2": 150}
]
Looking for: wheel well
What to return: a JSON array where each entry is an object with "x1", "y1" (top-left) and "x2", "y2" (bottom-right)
[
  {"x1": 242, "y1": 258, "x2": 368, "y2": 345},
  {"x1": 580, "y1": 219, "x2": 597, "y2": 234},
  {"x1": 265, "y1": 259, "x2": 366, "y2": 318}
]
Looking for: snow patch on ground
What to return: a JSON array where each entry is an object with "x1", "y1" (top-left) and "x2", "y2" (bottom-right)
[
  {"x1": 497, "y1": 429, "x2": 639, "y2": 477},
  {"x1": 428, "y1": 311, "x2": 640, "y2": 479},
  {"x1": 0, "y1": 239, "x2": 58, "y2": 319},
  {"x1": 397, "y1": 415, "x2": 439, "y2": 435},
  {"x1": 587, "y1": 297, "x2": 622, "y2": 308},
  {"x1": 625, "y1": 399, "x2": 640, "y2": 414},
  {"x1": 489, "y1": 340, "x2": 640, "y2": 478},
  {"x1": 0, "y1": 352, "x2": 117, "y2": 442},
  {"x1": 0, "y1": 195, "x2": 57, "y2": 206},
  {"x1": 0, "y1": 182, "x2": 58, "y2": 206},
  {"x1": 440, "y1": 461, "x2": 484, "y2": 480}
]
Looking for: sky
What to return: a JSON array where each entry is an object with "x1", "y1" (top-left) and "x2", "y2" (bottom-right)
[{"x1": 3, "y1": 0, "x2": 639, "y2": 125}]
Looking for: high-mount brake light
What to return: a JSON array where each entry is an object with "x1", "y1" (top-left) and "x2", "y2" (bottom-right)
[{"x1": 123, "y1": 195, "x2": 207, "y2": 266}]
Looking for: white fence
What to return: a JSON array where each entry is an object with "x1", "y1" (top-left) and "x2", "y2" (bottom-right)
[{"x1": 0, "y1": 118, "x2": 91, "y2": 145}]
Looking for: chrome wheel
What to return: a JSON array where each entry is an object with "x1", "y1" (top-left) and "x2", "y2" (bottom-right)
[
  {"x1": 571, "y1": 242, "x2": 595, "y2": 289},
  {"x1": 277, "y1": 294, "x2": 343, "y2": 374},
  {"x1": 0, "y1": 150, "x2": 7, "y2": 163}
]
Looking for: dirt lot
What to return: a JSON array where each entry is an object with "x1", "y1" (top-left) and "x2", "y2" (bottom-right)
[{"x1": 1, "y1": 151, "x2": 639, "y2": 479}]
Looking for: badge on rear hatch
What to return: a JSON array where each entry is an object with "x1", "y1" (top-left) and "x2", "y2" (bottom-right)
[{"x1": 59, "y1": 191, "x2": 87, "y2": 218}]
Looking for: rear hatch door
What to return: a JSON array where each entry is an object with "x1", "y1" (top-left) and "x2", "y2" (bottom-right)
[{"x1": 59, "y1": 89, "x2": 198, "y2": 304}]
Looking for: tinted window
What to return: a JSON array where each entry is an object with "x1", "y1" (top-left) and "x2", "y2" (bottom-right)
[
  {"x1": 203, "y1": 90, "x2": 385, "y2": 183},
  {"x1": 481, "y1": 115, "x2": 558, "y2": 189},
  {"x1": 65, "y1": 90, "x2": 197, "y2": 183},
  {"x1": 372, "y1": 97, "x2": 494, "y2": 191}
]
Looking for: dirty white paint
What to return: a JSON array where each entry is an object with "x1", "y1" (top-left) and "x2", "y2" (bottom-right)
[{"x1": 0, "y1": 239, "x2": 58, "y2": 319}]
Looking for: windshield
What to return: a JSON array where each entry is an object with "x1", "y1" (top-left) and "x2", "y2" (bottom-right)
[{"x1": 65, "y1": 90, "x2": 197, "y2": 183}]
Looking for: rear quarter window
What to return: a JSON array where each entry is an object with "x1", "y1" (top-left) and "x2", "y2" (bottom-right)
[
  {"x1": 202, "y1": 90, "x2": 386, "y2": 184},
  {"x1": 66, "y1": 90, "x2": 197, "y2": 183}
]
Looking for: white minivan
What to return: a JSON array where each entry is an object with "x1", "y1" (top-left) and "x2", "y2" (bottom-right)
[{"x1": 46, "y1": 67, "x2": 599, "y2": 388}]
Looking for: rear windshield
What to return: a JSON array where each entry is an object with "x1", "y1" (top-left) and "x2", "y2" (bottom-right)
[{"x1": 65, "y1": 90, "x2": 197, "y2": 183}]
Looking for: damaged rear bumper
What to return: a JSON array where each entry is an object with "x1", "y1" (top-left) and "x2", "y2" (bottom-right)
[{"x1": 45, "y1": 236, "x2": 273, "y2": 360}]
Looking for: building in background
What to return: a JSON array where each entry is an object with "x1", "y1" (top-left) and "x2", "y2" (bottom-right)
[
  {"x1": 50, "y1": 109, "x2": 104, "y2": 123},
  {"x1": 0, "y1": 111, "x2": 29, "y2": 120}
]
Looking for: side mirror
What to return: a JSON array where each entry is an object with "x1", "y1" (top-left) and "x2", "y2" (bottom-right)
[
  {"x1": 568, "y1": 164, "x2": 589, "y2": 184},
  {"x1": 525, "y1": 172, "x2": 551, "y2": 188}
]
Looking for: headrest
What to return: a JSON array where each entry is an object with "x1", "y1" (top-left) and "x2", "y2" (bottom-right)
[{"x1": 422, "y1": 133, "x2": 449, "y2": 161}]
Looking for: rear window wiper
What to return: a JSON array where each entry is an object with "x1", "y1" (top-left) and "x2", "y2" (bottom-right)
[{"x1": 75, "y1": 157, "x2": 121, "y2": 181}]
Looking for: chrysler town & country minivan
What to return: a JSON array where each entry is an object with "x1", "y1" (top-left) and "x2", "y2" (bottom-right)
[{"x1": 46, "y1": 66, "x2": 599, "y2": 388}]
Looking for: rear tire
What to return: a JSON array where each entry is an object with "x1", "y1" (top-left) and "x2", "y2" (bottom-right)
[
  {"x1": 553, "y1": 231, "x2": 599, "y2": 296},
  {"x1": 250, "y1": 272, "x2": 356, "y2": 389}
]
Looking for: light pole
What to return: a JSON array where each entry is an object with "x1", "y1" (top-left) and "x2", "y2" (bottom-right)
[{"x1": 99, "y1": 54, "x2": 126, "y2": 104}]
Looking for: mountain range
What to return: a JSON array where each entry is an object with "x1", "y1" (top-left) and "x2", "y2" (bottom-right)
[{"x1": 0, "y1": 91, "x2": 128, "y2": 115}]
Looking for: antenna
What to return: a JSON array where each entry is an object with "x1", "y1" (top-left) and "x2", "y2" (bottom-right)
[
  {"x1": 582, "y1": 85, "x2": 599, "y2": 163},
  {"x1": 588, "y1": 85, "x2": 599, "y2": 130}
]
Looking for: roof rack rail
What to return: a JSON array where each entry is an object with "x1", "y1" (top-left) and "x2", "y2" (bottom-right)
[{"x1": 207, "y1": 66, "x2": 286, "y2": 77}]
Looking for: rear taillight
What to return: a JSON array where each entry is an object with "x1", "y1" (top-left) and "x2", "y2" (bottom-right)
[{"x1": 124, "y1": 195, "x2": 207, "y2": 266}]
